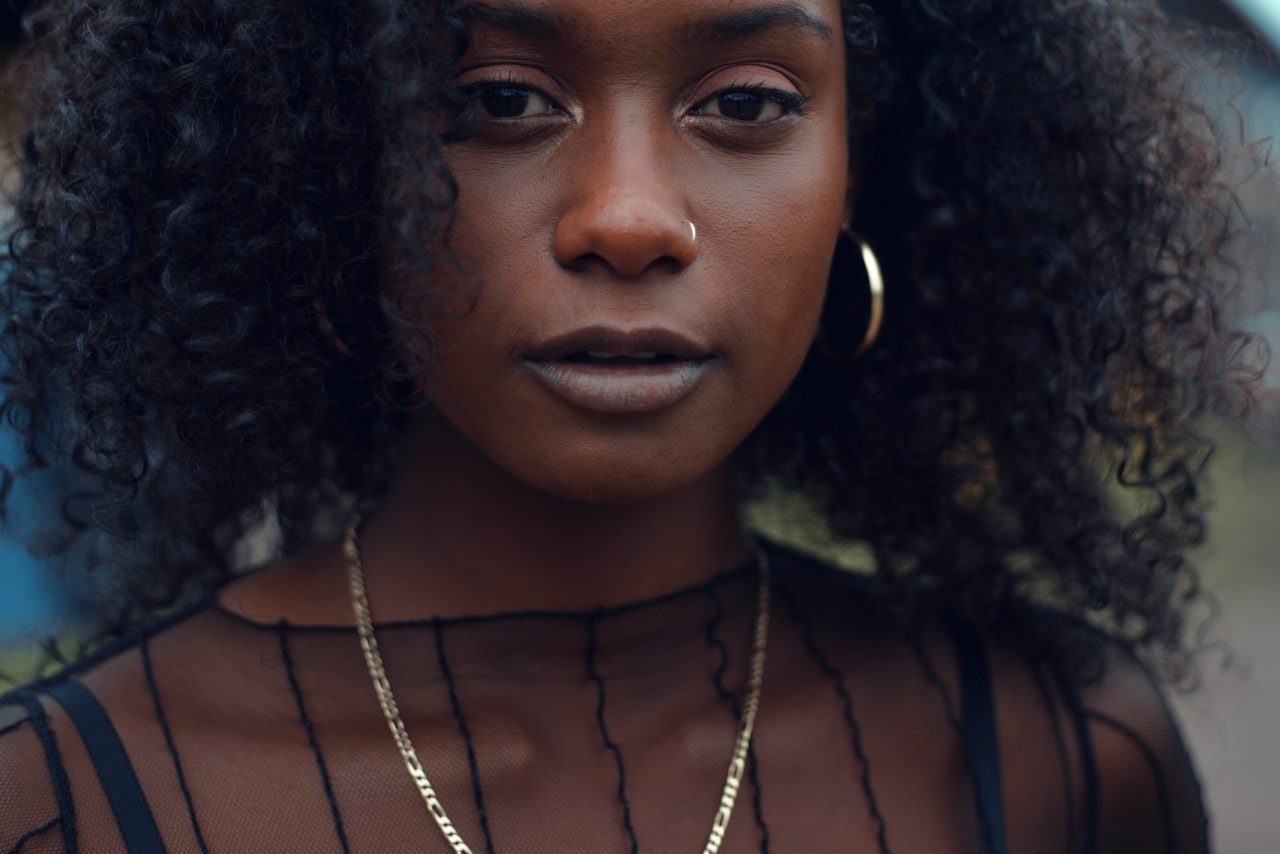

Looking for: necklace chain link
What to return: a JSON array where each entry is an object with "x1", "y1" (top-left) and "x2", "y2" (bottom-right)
[{"x1": 344, "y1": 518, "x2": 771, "y2": 854}]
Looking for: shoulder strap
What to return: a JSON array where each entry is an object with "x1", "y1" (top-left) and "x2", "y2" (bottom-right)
[
  {"x1": 1052, "y1": 659, "x2": 1101, "y2": 854},
  {"x1": 952, "y1": 625, "x2": 1010, "y2": 854},
  {"x1": 45, "y1": 679, "x2": 168, "y2": 854}
]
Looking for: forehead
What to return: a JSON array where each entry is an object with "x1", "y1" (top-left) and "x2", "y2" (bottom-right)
[{"x1": 456, "y1": 0, "x2": 842, "y2": 47}]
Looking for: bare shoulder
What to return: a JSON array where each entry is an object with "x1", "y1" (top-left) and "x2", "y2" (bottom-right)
[{"x1": 986, "y1": 632, "x2": 1209, "y2": 854}]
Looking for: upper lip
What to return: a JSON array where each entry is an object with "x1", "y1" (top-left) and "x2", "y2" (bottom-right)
[{"x1": 521, "y1": 326, "x2": 712, "y2": 361}]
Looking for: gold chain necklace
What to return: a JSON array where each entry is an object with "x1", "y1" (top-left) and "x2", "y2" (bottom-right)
[{"x1": 343, "y1": 518, "x2": 771, "y2": 854}]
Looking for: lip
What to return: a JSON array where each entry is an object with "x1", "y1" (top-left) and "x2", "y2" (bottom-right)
[
  {"x1": 521, "y1": 326, "x2": 712, "y2": 362},
  {"x1": 520, "y1": 326, "x2": 714, "y2": 415}
]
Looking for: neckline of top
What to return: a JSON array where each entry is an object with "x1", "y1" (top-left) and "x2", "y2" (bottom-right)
[{"x1": 206, "y1": 558, "x2": 761, "y2": 634}]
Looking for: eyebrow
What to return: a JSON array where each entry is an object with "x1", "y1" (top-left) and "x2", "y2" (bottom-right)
[
  {"x1": 457, "y1": 2, "x2": 833, "y2": 45},
  {"x1": 676, "y1": 5, "x2": 834, "y2": 46},
  {"x1": 457, "y1": 2, "x2": 568, "y2": 41}
]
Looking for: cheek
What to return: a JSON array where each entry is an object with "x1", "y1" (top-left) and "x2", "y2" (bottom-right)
[
  {"x1": 730, "y1": 254, "x2": 828, "y2": 403},
  {"x1": 709, "y1": 174, "x2": 842, "y2": 382},
  {"x1": 398, "y1": 171, "x2": 546, "y2": 373},
  {"x1": 697, "y1": 124, "x2": 846, "y2": 294}
]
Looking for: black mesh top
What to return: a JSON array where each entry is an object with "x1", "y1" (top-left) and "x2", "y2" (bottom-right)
[{"x1": 0, "y1": 544, "x2": 1208, "y2": 852}]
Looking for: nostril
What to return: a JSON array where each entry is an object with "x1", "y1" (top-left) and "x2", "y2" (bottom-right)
[{"x1": 560, "y1": 251, "x2": 609, "y2": 274}]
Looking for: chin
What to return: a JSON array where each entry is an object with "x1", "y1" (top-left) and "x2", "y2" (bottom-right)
[{"x1": 507, "y1": 449, "x2": 730, "y2": 508}]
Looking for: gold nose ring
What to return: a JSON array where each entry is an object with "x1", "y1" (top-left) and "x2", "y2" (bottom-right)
[{"x1": 674, "y1": 220, "x2": 698, "y2": 266}]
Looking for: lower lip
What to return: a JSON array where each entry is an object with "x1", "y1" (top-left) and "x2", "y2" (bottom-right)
[{"x1": 521, "y1": 359, "x2": 710, "y2": 414}]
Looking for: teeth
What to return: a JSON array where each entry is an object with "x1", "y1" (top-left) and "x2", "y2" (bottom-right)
[{"x1": 583, "y1": 351, "x2": 660, "y2": 361}]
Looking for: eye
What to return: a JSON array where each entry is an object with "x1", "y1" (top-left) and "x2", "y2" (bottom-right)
[
  {"x1": 692, "y1": 86, "x2": 808, "y2": 123},
  {"x1": 466, "y1": 81, "x2": 560, "y2": 120}
]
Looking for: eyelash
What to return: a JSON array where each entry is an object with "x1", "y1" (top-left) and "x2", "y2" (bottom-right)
[
  {"x1": 458, "y1": 73, "x2": 560, "y2": 116},
  {"x1": 693, "y1": 82, "x2": 811, "y2": 120},
  {"x1": 458, "y1": 76, "x2": 809, "y2": 124}
]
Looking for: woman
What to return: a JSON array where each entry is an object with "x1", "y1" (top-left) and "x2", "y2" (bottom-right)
[{"x1": 0, "y1": 0, "x2": 1246, "y2": 850}]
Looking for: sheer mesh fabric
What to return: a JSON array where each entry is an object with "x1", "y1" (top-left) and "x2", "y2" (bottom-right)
[{"x1": 1, "y1": 546, "x2": 1209, "y2": 853}]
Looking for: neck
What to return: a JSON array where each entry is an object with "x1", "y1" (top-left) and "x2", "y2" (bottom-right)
[{"x1": 356, "y1": 410, "x2": 751, "y2": 620}]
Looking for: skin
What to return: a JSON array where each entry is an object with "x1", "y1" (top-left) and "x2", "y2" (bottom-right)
[{"x1": 222, "y1": 0, "x2": 850, "y2": 622}]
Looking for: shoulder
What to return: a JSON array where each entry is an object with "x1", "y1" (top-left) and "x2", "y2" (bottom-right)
[
  {"x1": 764, "y1": 541, "x2": 1208, "y2": 853},
  {"x1": 1, "y1": 683, "x2": 80, "y2": 852},
  {"x1": 0, "y1": 596, "x2": 238, "y2": 853},
  {"x1": 1075, "y1": 643, "x2": 1208, "y2": 853},
  {"x1": 985, "y1": 621, "x2": 1209, "y2": 854}
]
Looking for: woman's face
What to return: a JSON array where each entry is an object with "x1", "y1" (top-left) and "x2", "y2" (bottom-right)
[{"x1": 420, "y1": 0, "x2": 850, "y2": 503}]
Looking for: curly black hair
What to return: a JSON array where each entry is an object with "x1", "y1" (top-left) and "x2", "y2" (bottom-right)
[{"x1": 0, "y1": 0, "x2": 1258, "y2": 676}]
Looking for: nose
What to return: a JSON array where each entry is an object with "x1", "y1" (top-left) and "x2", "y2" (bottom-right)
[{"x1": 553, "y1": 144, "x2": 698, "y2": 278}]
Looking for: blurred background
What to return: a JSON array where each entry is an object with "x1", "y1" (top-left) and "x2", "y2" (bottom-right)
[
  {"x1": 0, "y1": 2, "x2": 90, "y2": 665},
  {"x1": 1158, "y1": 4, "x2": 1280, "y2": 851},
  {"x1": 0, "y1": 0, "x2": 1276, "y2": 849}
]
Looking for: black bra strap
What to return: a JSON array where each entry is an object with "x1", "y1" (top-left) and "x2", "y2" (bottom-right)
[
  {"x1": 46, "y1": 679, "x2": 168, "y2": 854},
  {"x1": 953, "y1": 625, "x2": 1010, "y2": 854}
]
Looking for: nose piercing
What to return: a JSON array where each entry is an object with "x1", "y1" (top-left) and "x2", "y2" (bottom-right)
[{"x1": 671, "y1": 219, "x2": 698, "y2": 267}]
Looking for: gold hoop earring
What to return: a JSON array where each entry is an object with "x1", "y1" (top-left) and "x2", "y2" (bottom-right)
[
  {"x1": 817, "y1": 233, "x2": 884, "y2": 362},
  {"x1": 853, "y1": 238, "x2": 884, "y2": 359}
]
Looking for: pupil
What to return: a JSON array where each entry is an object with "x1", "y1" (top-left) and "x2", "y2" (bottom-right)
[
  {"x1": 719, "y1": 92, "x2": 764, "y2": 121},
  {"x1": 482, "y1": 87, "x2": 530, "y2": 118}
]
